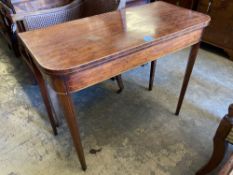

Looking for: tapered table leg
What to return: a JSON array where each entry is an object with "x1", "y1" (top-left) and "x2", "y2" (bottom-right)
[
  {"x1": 116, "y1": 75, "x2": 124, "y2": 93},
  {"x1": 175, "y1": 42, "x2": 200, "y2": 115},
  {"x1": 32, "y1": 62, "x2": 59, "y2": 135},
  {"x1": 57, "y1": 88, "x2": 87, "y2": 171},
  {"x1": 37, "y1": 77, "x2": 58, "y2": 135},
  {"x1": 149, "y1": 60, "x2": 157, "y2": 91}
]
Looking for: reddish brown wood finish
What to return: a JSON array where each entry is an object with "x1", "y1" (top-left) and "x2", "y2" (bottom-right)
[
  {"x1": 175, "y1": 42, "x2": 200, "y2": 116},
  {"x1": 56, "y1": 81, "x2": 87, "y2": 170},
  {"x1": 19, "y1": 2, "x2": 210, "y2": 170},
  {"x1": 19, "y1": 2, "x2": 209, "y2": 75}
]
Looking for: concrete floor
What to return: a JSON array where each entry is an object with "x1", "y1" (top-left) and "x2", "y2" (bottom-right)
[{"x1": 0, "y1": 35, "x2": 233, "y2": 175}]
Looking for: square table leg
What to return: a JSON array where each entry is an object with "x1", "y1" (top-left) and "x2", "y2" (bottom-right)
[
  {"x1": 30, "y1": 59, "x2": 59, "y2": 135},
  {"x1": 149, "y1": 60, "x2": 157, "y2": 91},
  {"x1": 116, "y1": 75, "x2": 124, "y2": 93},
  {"x1": 37, "y1": 76, "x2": 59, "y2": 135},
  {"x1": 175, "y1": 42, "x2": 200, "y2": 115}
]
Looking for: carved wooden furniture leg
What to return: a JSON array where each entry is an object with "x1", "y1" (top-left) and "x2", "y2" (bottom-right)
[
  {"x1": 57, "y1": 82, "x2": 87, "y2": 170},
  {"x1": 116, "y1": 75, "x2": 124, "y2": 93},
  {"x1": 175, "y1": 43, "x2": 200, "y2": 115},
  {"x1": 196, "y1": 104, "x2": 233, "y2": 175},
  {"x1": 149, "y1": 60, "x2": 157, "y2": 91}
]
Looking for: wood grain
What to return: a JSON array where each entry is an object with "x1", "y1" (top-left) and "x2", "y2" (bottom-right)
[{"x1": 19, "y1": 1, "x2": 210, "y2": 75}]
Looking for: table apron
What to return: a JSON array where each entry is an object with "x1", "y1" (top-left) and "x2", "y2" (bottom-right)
[{"x1": 47, "y1": 29, "x2": 203, "y2": 94}]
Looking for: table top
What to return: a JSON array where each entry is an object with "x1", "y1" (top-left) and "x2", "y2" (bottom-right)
[{"x1": 19, "y1": 1, "x2": 210, "y2": 75}]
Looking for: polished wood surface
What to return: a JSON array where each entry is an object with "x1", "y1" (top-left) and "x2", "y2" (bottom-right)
[
  {"x1": 19, "y1": 2, "x2": 210, "y2": 170},
  {"x1": 151, "y1": 0, "x2": 233, "y2": 61},
  {"x1": 19, "y1": 2, "x2": 210, "y2": 75}
]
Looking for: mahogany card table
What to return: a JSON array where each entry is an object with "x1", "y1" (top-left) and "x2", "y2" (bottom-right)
[{"x1": 18, "y1": 1, "x2": 210, "y2": 170}]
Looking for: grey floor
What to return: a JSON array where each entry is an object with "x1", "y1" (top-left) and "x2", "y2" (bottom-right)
[{"x1": 0, "y1": 36, "x2": 233, "y2": 175}]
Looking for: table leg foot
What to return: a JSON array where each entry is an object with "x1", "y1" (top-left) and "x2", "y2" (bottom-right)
[{"x1": 175, "y1": 43, "x2": 200, "y2": 116}]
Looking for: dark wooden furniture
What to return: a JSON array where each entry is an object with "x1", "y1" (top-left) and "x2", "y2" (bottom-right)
[
  {"x1": 197, "y1": 0, "x2": 233, "y2": 61},
  {"x1": 1, "y1": 0, "x2": 126, "y2": 135},
  {"x1": 149, "y1": 0, "x2": 199, "y2": 9},
  {"x1": 19, "y1": 2, "x2": 210, "y2": 170},
  {"x1": 0, "y1": 0, "x2": 74, "y2": 56},
  {"x1": 150, "y1": 0, "x2": 233, "y2": 61},
  {"x1": 196, "y1": 104, "x2": 233, "y2": 175}
]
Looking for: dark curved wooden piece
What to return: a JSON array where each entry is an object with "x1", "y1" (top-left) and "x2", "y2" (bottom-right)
[
  {"x1": 18, "y1": 2, "x2": 210, "y2": 170},
  {"x1": 196, "y1": 104, "x2": 233, "y2": 175}
]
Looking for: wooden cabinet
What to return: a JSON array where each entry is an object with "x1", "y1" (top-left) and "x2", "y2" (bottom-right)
[
  {"x1": 150, "y1": 0, "x2": 233, "y2": 60},
  {"x1": 197, "y1": 0, "x2": 233, "y2": 60},
  {"x1": 149, "y1": 0, "x2": 199, "y2": 9}
]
